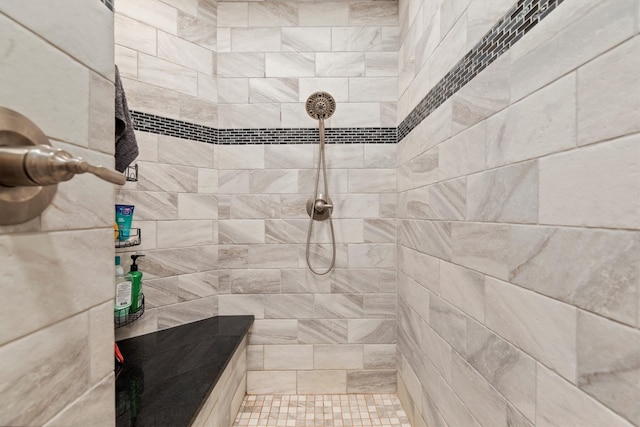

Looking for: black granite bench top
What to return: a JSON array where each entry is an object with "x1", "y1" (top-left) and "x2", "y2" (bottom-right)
[{"x1": 115, "y1": 315, "x2": 254, "y2": 427}]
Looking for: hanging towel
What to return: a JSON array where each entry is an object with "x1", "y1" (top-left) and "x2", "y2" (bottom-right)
[{"x1": 114, "y1": 65, "x2": 139, "y2": 173}]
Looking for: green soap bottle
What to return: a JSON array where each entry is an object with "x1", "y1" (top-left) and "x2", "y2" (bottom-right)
[{"x1": 129, "y1": 254, "x2": 145, "y2": 313}]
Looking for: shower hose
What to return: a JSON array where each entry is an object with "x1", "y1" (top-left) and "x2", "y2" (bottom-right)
[{"x1": 305, "y1": 116, "x2": 336, "y2": 275}]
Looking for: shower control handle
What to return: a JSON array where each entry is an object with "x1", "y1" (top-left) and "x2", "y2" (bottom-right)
[
  {"x1": 307, "y1": 194, "x2": 333, "y2": 221},
  {"x1": 0, "y1": 145, "x2": 126, "y2": 186}
]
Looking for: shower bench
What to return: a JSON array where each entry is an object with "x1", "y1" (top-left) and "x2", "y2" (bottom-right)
[{"x1": 115, "y1": 315, "x2": 254, "y2": 427}]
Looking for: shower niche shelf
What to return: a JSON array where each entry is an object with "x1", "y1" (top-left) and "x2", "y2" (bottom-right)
[
  {"x1": 114, "y1": 293, "x2": 144, "y2": 329},
  {"x1": 115, "y1": 228, "x2": 141, "y2": 248}
]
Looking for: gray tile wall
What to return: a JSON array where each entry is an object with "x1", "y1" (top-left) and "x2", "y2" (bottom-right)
[
  {"x1": 0, "y1": 2, "x2": 116, "y2": 425},
  {"x1": 114, "y1": 0, "x2": 400, "y2": 393},
  {"x1": 396, "y1": 0, "x2": 640, "y2": 426}
]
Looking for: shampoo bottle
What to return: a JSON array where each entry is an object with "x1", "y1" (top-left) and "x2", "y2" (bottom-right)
[
  {"x1": 129, "y1": 254, "x2": 145, "y2": 313},
  {"x1": 115, "y1": 256, "x2": 132, "y2": 317}
]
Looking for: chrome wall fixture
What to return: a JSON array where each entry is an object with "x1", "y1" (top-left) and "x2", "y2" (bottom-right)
[
  {"x1": 0, "y1": 107, "x2": 126, "y2": 225},
  {"x1": 304, "y1": 92, "x2": 336, "y2": 275}
]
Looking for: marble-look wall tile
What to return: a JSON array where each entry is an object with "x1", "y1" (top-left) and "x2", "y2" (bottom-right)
[
  {"x1": 157, "y1": 31, "x2": 213, "y2": 74},
  {"x1": 332, "y1": 27, "x2": 382, "y2": 52},
  {"x1": 348, "y1": 169, "x2": 396, "y2": 193},
  {"x1": 157, "y1": 220, "x2": 213, "y2": 248},
  {"x1": 364, "y1": 294, "x2": 396, "y2": 319},
  {"x1": 136, "y1": 162, "x2": 198, "y2": 193},
  {"x1": 219, "y1": 294, "x2": 265, "y2": 319},
  {"x1": 365, "y1": 52, "x2": 398, "y2": 77},
  {"x1": 298, "y1": 168, "x2": 349, "y2": 194},
  {"x1": 398, "y1": 220, "x2": 452, "y2": 261},
  {"x1": 299, "y1": 77, "x2": 349, "y2": 102},
  {"x1": 142, "y1": 245, "x2": 217, "y2": 277},
  {"x1": 348, "y1": 319, "x2": 395, "y2": 344},
  {"x1": 466, "y1": 160, "x2": 539, "y2": 224},
  {"x1": 218, "y1": 245, "x2": 248, "y2": 269},
  {"x1": 577, "y1": 38, "x2": 640, "y2": 146},
  {"x1": 364, "y1": 144, "x2": 396, "y2": 168},
  {"x1": 577, "y1": 310, "x2": 640, "y2": 425},
  {"x1": 219, "y1": 170, "x2": 251, "y2": 193},
  {"x1": 217, "y1": 53, "x2": 265, "y2": 78},
  {"x1": 438, "y1": 123, "x2": 485, "y2": 180},
  {"x1": 440, "y1": 261, "x2": 485, "y2": 323},
  {"x1": 313, "y1": 294, "x2": 364, "y2": 319},
  {"x1": 314, "y1": 344, "x2": 364, "y2": 370},
  {"x1": 0, "y1": 313, "x2": 89, "y2": 426},
  {"x1": 331, "y1": 194, "x2": 379, "y2": 219},
  {"x1": 264, "y1": 345, "x2": 312, "y2": 370},
  {"x1": 265, "y1": 219, "x2": 306, "y2": 244},
  {"x1": 115, "y1": 14, "x2": 157, "y2": 56},
  {"x1": 452, "y1": 54, "x2": 510, "y2": 132},
  {"x1": 298, "y1": 2, "x2": 349, "y2": 26},
  {"x1": 299, "y1": 319, "x2": 348, "y2": 344},
  {"x1": 231, "y1": 195, "x2": 281, "y2": 219},
  {"x1": 231, "y1": 269, "x2": 281, "y2": 294},
  {"x1": 316, "y1": 53, "x2": 365, "y2": 77},
  {"x1": 348, "y1": 243, "x2": 396, "y2": 268},
  {"x1": 266, "y1": 52, "x2": 315, "y2": 77},
  {"x1": 510, "y1": 0, "x2": 636, "y2": 101},
  {"x1": 429, "y1": 295, "x2": 467, "y2": 355},
  {"x1": 349, "y1": 77, "x2": 398, "y2": 102},
  {"x1": 249, "y1": 319, "x2": 298, "y2": 345},
  {"x1": 539, "y1": 135, "x2": 640, "y2": 229},
  {"x1": 217, "y1": 78, "x2": 249, "y2": 104},
  {"x1": 281, "y1": 269, "x2": 331, "y2": 294},
  {"x1": 247, "y1": 345, "x2": 263, "y2": 370},
  {"x1": 363, "y1": 219, "x2": 395, "y2": 243},
  {"x1": 178, "y1": 193, "x2": 217, "y2": 219},
  {"x1": 247, "y1": 371, "x2": 296, "y2": 394},
  {"x1": 44, "y1": 375, "x2": 114, "y2": 427},
  {"x1": 231, "y1": 28, "x2": 280, "y2": 53},
  {"x1": 156, "y1": 296, "x2": 217, "y2": 329},
  {"x1": 248, "y1": 1, "x2": 298, "y2": 27},
  {"x1": 397, "y1": 272, "x2": 430, "y2": 323},
  {"x1": 219, "y1": 220, "x2": 265, "y2": 244},
  {"x1": 379, "y1": 193, "x2": 397, "y2": 218},
  {"x1": 349, "y1": 1, "x2": 398, "y2": 26},
  {"x1": 428, "y1": 178, "x2": 466, "y2": 221},
  {"x1": 397, "y1": 148, "x2": 439, "y2": 191},
  {"x1": 248, "y1": 244, "x2": 299, "y2": 268},
  {"x1": 138, "y1": 53, "x2": 198, "y2": 96},
  {"x1": 217, "y1": 145, "x2": 264, "y2": 170},
  {"x1": 264, "y1": 294, "x2": 314, "y2": 319},
  {"x1": 116, "y1": 191, "x2": 178, "y2": 220},
  {"x1": 347, "y1": 370, "x2": 396, "y2": 393},
  {"x1": 486, "y1": 277, "x2": 577, "y2": 382},
  {"x1": 466, "y1": 320, "x2": 536, "y2": 421},
  {"x1": 451, "y1": 354, "x2": 509, "y2": 427},
  {"x1": 451, "y1": 222, "x2": 509, "y2": 279},
  {"x1": 282, "y1": 27, "x2": 331, "y2": 52},
  {"x1": 536, "y1": 365, "x2": 634, "y2": 427},
  {"x1": 364, "y1": 344, "x2": 396, "y2": 369},
  {"x1": 250, "y1": 170, "x2": 298, "y2": 193},
  {"x1": 297, "y1": 370, "x2": 347, "y2": 394},
  {"x1": 178, "y1": 271, "x2": 223, "y2": 300},
  {"x1": 486, "y1": 73, "x2": 576, "y2": 168},
  {"x1": 508, "y1": 225, "x2": 639, "y2": 326},
  {"x1": 265, "y1": 145, "x2": 314, "y2": 169},
  {"x1": 217, "y1": 2, "x2": 248, "y2": 28}
]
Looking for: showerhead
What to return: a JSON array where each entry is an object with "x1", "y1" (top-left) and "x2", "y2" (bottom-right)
[{"x1": 305, "y1": 91, "x2": 336, "y2": 120}]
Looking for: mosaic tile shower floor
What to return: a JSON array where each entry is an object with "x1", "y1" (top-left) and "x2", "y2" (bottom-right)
[{"x1": 233, "y1": 394, "x2": 411, "y2": 427}]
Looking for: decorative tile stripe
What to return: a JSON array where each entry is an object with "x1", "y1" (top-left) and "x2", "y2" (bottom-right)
[
  {"x1": 131, "y1": 111, "x2": 218, "y2": 144},
  {"x1": 99, "y1": 0, "x2": 114, "y2": 12},
  {"x1": 130, "y1": 0, "x2": 565, "y2": 145},
  {"x1": 131, "y1": 110, "x2": 396, "y2": 145},
  {"x1": 398, "y1": 0, "x2": 565, "y2": 141}
]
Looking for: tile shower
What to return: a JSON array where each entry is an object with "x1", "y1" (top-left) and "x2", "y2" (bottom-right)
[{"x1": 0, "y1": 0, "x2": 638, "y2": 425}]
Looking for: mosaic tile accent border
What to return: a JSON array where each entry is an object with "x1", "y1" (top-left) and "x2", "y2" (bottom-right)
[
  {"x1": 130, "y1": 0, "x2": 565, "y2": 145},
  {"x1": 398, "y1": 0, "x2": 565, "y2": 141},
  {"x1": 131, "y1": 110, "x2": 396, "y2": 145}
]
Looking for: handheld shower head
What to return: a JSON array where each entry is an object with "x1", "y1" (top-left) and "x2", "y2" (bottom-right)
[{"x1": 305, "y1": 91, "x2": 336, "y2": 120}]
